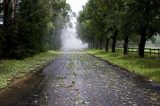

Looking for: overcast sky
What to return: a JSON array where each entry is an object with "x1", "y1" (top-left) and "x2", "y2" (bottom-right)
[
  {"x1": 66, "y1": 0, "x2": 88, "y2": 14},
  {"x1": 61, "y1": 0, "x2": 88, "y2": 51}
]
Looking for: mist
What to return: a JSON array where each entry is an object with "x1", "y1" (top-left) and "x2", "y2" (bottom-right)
[{"x1": 60, "y1": 0, "x2": 88, "y2": 51}]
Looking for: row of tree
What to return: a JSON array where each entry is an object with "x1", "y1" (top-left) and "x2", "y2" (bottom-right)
[
  {"x1": 0, "y1": 0, "x2": 70, "y2": 59},
  {"x1": 77, "y1": 0, "x2": 160, "y2": 57}
]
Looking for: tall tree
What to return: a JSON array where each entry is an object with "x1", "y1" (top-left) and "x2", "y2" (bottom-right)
[
  {"x1": 125, "y1": 0, "x2": 160, "y2": 57},
  {"x1": 0, "y1": 0, "x2": 70, "y2": 59}
]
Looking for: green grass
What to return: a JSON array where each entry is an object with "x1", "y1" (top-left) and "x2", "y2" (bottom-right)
[
  {"x1": 87, "y1": 49, "x2": 160, "y2": 82},
  {"x1": 0, "y1": 51, "x2": 58, "y2": 89}
]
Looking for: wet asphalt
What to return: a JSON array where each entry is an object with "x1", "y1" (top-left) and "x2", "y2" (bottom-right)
[{"x1": 15, "y1": 52, "x2": 160, "y2": 106}]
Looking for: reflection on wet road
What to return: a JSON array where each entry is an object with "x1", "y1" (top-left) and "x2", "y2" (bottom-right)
[{"x1": 16, "y1": 52, "x2": 160, "y2": 106}]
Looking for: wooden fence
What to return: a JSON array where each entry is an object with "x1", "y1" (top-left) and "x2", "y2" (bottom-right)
[{"x1": 117, "y1": 47, "x2": 160, "y2": 56}]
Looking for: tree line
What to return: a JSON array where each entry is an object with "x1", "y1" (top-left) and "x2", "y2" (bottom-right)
[
  {"x1": 0, "y1": 0, "x2": 70, "y2": 59},
  {"x1": 77, "y1": 0, "x2": 160, "y2": 58}
]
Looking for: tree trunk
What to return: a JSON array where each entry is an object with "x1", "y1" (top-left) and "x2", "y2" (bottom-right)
[
  {"x1": 92, "y1": 42, "x2": 95, "y2": 49},
  {"x1": 92, "y1": 42, "x2": 94, "y2": 48},
  {"x1": 96, "y1": 43, "x2": 98, "y2": 49},
  {"x1": 99, "y1": 41, "x2": 103, "y2": 50},
  {"x1": 99, "y1": 36, "x2": 103, "y2": 50},
  {"x1": 88, "y1": 43, "x2": 90, "y2": 49},
  {"x1": 112, "y1": 30, "x2": 118, "y2": 53},
  {"x1": 12, "y1": 0, "x2": 17, "y2": 20},
  {"x1": 123, "y1": 35, "x2": 129, "y2": 55},
  {"x1": 88, "y1": 42, "x2": 91, "y2": 49},
  {"x1": 3, "y1": 0, "x2": 11, "y2": 27},
  {"x1": 105, "y1": 39, "x2": 109, "y2": 52},
  {"x1": 139, "y1": 34, "x2": 146, "y2": 58}
]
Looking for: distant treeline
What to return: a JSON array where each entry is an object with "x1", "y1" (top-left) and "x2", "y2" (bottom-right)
[
  {"x1": 77, "y1": 0, "x2": 160, "y2": 58},
  {"x1": 0, "y1": 0, "x2": 70, "y2": 59}
]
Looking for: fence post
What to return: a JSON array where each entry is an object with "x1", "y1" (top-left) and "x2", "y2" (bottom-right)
[
  {"x1": 154, "y1": 49, "x2": 156, "y2": 56},
  {"x1": 150, "y1": 49, "x2": 151, "y2": 56}
]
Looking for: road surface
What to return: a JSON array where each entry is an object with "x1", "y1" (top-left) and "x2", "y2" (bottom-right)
[{"x1": 3, "y1": 52, "x2": 160, "y2": 106}]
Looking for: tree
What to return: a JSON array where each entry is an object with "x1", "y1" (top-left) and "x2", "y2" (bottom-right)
[
  {"x1": 77, "y1": 0, "x2": 107, "y2": 50},
  {"x1": 0, "y1": 0, "x2": 70, "y2": 59},
  {"x1": 77, "y1": 0, "x2": 160, "y2": 58},
  {"x1": 125, "y1": 0, "x2": 160, "y2": 57}
]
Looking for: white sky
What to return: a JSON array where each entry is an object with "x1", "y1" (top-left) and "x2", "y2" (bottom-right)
[
  {"x1": 66, "y1": 0, "x2": 88, "y2": 14},
  {"x1": 60, "y1": 0, "x2": 88, "y2": 51}
]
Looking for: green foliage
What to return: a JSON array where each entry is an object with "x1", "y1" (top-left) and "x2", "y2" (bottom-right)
[
  {"x1": 77, "y1": 0, "x2": 160, "y2": 57},
  {"x1": 77, "y1": 0, "x2": 123, "y2": 51},
  {"x1": 0, "y1": 0, "x2": 70, "y2": 59},
  {"x1": 77, "y1": 0, "x2": 106, "y2": 43}
]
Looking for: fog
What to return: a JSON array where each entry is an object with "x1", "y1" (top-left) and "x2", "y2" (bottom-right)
[{"x1": 60, "y1": 0, "x2": 88, "y2": 51}]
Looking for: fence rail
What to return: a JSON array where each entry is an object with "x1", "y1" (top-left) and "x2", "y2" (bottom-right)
[{"x1": 117, "y1": 47, "x2": 160, "y2": 56}]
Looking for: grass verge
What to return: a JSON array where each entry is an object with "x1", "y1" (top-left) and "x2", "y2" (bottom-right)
[
  {"x1": 0, "y1": 51, "x2": 58, "y2": 89},
  {"x1": 87, "y1": 49, "x2": 160, "y2": 82}
]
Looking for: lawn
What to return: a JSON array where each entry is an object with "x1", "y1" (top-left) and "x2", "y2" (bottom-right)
[
  {"x1": 87, "y1": 49, "x2": 160, "y2": 82},
  {"x1": 0, "y1": 51, "x2": 58, "y2": 89}
]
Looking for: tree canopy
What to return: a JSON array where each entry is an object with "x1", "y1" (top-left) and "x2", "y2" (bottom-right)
[
  {"x1": 77, "y1": 0, "x2": 160, "y2": 57},
  {"x1": 0, "y1": 0, "x2": 70, "y2": 59}
]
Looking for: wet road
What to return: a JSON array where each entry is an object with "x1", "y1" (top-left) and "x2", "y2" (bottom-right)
[{"x1": 16, "y1": 52, "x2": 160, "y2": 106}]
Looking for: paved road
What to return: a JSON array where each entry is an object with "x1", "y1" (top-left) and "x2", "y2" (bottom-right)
[{"x1": 15, "y1": 52, "x2": 160, "y2": 106}]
